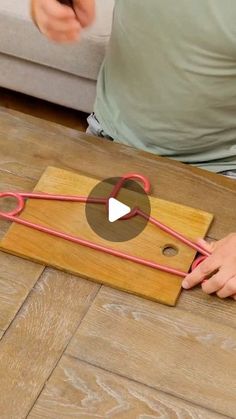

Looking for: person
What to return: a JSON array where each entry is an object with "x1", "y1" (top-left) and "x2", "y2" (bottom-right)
[{"x1": 31, "y1": 0, "x2": 236, "y2": 300}]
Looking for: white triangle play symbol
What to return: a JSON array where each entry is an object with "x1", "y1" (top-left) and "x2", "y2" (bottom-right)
[{"x1": 108, "y1": 198, "x2": 131, "y2": 223}]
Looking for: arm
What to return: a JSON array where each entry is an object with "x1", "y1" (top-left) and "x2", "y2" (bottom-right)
[{"x1": 30, "y1": 0, "x2": 95, "y2": 43}]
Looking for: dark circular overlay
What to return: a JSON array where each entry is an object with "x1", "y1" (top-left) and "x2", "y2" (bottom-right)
[{"x1": 85, "y1": 177, "x2": 151, "y2": 242}]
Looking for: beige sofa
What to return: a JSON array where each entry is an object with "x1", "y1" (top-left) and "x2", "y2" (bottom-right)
[{"x1": 0, "y1": 0, "x2": 114, "y2": 113}]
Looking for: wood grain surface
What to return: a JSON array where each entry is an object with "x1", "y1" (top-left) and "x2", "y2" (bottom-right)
[
  {"x1": 0, "y1": 252, "x2": 44, "y2": 332},
  {"x1": 0, "y1": 171, "x2": 44, "y2": 334},
  {"x1": 29, "y1": 355, "x2": 227, "y2": 419},
  {"x1": 0, "y1": 107, "x2": 235, "y2": 418},
  {"x1": 1, "y1": 107, "x2": 236, "y2": 240},
  {"x1": 0, "y1": 268, "x2": 99, "y2": 418},
  {"x1": 0, "y1": 167, "x2": 213, "y2": 306},
  {"x1": 67, "y1": 287, "x2": 236, "y2": 417},
  {"x1": 178, "y1": 286, "x2": 236, "y2": 329},
  {"x1": 0, "y1": 88, "x2": 88, "y2": 131}
]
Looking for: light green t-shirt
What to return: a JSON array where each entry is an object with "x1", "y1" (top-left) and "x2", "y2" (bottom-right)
[{"x1": 95, "y1": 0, "x2": 236, "y2": 172}]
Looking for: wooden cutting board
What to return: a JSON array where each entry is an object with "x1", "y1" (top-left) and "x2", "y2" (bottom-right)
[{"x1": 0, "y1": 167, "x2": 213, "y2": 306}]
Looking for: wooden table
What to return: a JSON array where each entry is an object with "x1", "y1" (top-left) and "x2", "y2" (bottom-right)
[{"x1": 0, "y1": 107, "x2": 236, "y2": 418}]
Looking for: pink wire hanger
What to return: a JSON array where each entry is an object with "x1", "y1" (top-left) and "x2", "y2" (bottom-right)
[{"x1": 0, "y1": 173, "x2": 210, "y2": 278}]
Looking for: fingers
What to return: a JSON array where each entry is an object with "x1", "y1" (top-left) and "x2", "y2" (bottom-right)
[
  {"x1": 182, "y1": 234, "x2": 236, "y2": 301},
  {"x1": 46, "y1": 30, "x2": 80, "y2": 43},
  {"x1": 197, "y1": 238, "x2": 217, "y2": 253},
  {"x1": 74, "y1": 0, "x2": 95, "y2": 27},
  {"x1": 216, "y1": 276, "x2": 236, "y2": 299},
  {"x1": 31, "y1": 0, "x2": 95, "y2": 43},
  {"x1": 182, "y1": 256, "x2": 220, "y2": 289},
  {"x1": 41, "y1": 0, "x2": 75, "y2": 19},
  {"x1": 31, "y1": 0, "x2": 81, "y2": 43},
  {"x1": 41, "y1": 15, "x2": 80, "y2": 32},
  {"x1": 201, "y1": 268, "x2": 231, "y2": 295},
  {"x1": 42, "y1": 20, "x2": 81, "y2": 43},
  {"x1": 42, "y1": 17, "x2": 81, "y2": 41}
]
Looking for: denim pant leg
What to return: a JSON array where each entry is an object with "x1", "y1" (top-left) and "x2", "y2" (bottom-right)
[
  {"x1": 86, "y1": 113, "x2": 113, "y2": 141},
  {"x1": 219, "y1": 170, "x2": 236, "y2": 180}
]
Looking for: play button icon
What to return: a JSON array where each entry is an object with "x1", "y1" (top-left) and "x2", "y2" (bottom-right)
[
  {"x1": 85, "y1": 176, "x2": 151, "y2": 242},
  {"x1": 108, "y1": 198, "x2": 131, "y2": 223}
]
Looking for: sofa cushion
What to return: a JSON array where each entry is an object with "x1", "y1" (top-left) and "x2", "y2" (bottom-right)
[{"x1": 0, "y1": 0, "x2": 114, "y2": 81}]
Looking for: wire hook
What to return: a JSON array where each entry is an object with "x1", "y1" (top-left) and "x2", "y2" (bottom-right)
[{"x1": 109, "y1": 173, "x2": 151, "y2": 220}]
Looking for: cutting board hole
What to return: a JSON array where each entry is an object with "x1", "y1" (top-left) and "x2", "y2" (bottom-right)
[{"x1": 162, "y1": 244, "x2": 179, "y2": 257}]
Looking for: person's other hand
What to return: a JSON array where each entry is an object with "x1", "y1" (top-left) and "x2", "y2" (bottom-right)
[
  {"x1": 182, "y1": 234, "x2": 236, "y2": 300},
  {"x1": 31, "y1": 0, "x2": 95, "y2": 43}
]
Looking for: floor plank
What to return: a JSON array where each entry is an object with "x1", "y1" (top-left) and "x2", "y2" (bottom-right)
[
  {"x1": 28, "y1": 355, "x2": 226, "y2": 419},
  {"x1": 0, "y1": 171, "x2": 44, "y2": 332},
  {"x1": 67, "y1": 287, "x2": 236, "y2": 417},
  {"x1": 0, "y1": 252, "x2": 44, "y2": 332},
  {"x1": 178, "y1": 286, "x2": 236, "y2": 329},
  {"x1": 0, "y1": 108, "x2": 236, "y2": 239},
  {"x1": 0, "y1": 268, "x2": 99, "y2": 419},
  {"x1": 0, "y1": 88, "x2": 88, "y2": 131}
]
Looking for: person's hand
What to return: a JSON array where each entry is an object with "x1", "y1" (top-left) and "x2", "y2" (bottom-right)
[
  {"x1": 31, "y1": 0, "x2": 95, "y2": 43},
  {"x1": 182, "y1": 234, "x2": 236, "y2": 300}
]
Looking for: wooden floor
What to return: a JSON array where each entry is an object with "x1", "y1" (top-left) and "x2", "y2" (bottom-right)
[
  {"x1": 0, "y1": 87, "x2": 88, "y2": 130},
  {"x1": 0, "y1": 91, "x2": 236, "y2": 418}
]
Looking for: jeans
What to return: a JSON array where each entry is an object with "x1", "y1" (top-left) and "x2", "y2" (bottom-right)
[{"x1": 86, "y1": 113, "x2": 113, "y2": 141}]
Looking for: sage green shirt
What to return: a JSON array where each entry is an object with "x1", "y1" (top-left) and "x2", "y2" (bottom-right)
[{"x1": 95, "y1": 0, "x2": 236, "y2": 172}]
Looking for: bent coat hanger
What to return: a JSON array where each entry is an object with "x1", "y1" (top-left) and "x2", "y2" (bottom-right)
[{"x1": 0, "y1": 173, "x2": 210, "y2": 278}]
